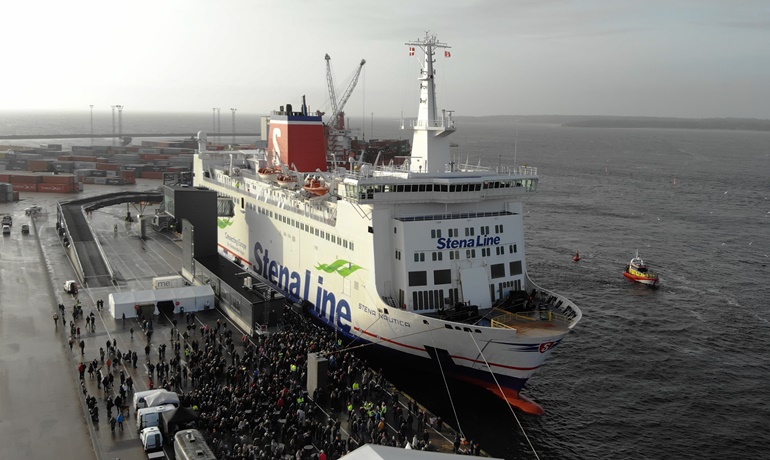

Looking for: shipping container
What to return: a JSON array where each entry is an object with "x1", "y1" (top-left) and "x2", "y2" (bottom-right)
[
  {"x1": 141, "y1": 171, "x2": 165, "y2": 180},
  {"x1": 42, "y1": 174, "x2": 76, "y2": 184},
  {"x1": 12, "y1": 183, "x2": 38, "y2": 192},
  {"x1": 96, "y1": 163, "x2": 120, "y2": 171},
  {"x1": 105, "y1": 177, "x2": 124, "y2": 185},
  {"x1": 28, "y1": 159, "x2": 55, "y2": 172},
  {"x1": 72, "y1": 156, "x2": 98, "y2": 162},
  {"x1": 74, "y1": 161, "x2": 98, "y2": 170},
  {"x1": 91, "y1": 170, "x2": 107, "y2": 177},
  {"x1": 10, "y1": 174, "x2": 42, "y2": 184},
  {"x1": 8, "y1": 159, "x2": 28, "y2": 169},
  {"x1": 93, "y1": 177, "x2": 107, "y2": 185},
  {"x1": 37, "y1": 183, "x2": 75, "y2": 193},
  {"x1": 0, "y1": 174, "x2": 9, "y2": 182}
]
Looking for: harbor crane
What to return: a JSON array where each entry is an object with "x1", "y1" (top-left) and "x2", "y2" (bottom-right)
[
  {"x1": 325, "y1": 54, "x2": 366, "y2": 130},
  {"x1": 324, "y1": 55, "x2": 365, "y2": 165}
]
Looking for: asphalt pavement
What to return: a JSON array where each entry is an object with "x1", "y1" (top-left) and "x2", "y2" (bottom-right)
[{"x1": 0, "y1": 181, "x2": 186, "y2": 460}]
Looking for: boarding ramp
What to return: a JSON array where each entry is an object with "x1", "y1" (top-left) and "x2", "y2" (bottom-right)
[{"x1": 57, "y1": 191, "x2": 163, "y2": 288}]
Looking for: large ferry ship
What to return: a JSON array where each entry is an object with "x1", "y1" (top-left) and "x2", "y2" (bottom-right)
[{"x1": 193, "y1": 33, "x2": 581, "y2": 414}]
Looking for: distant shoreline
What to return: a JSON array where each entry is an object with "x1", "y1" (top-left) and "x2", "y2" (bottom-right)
[{"x1": 455, "y1": 115, "x2": 770, "y2": 131}]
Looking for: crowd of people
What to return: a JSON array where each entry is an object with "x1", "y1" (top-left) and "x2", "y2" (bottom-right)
[{"x1": 68, "y1": 299, "x2": 481, "y2": 459}]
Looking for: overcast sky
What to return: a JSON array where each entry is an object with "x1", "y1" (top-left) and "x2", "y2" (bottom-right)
[{"x1": 3, "y1": 0, "x2": 769, "y2": 118}]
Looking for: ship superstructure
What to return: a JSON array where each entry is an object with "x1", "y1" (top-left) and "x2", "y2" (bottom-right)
[{"x1": 193, "y1": 32, "x2": 581, "y2": 414}]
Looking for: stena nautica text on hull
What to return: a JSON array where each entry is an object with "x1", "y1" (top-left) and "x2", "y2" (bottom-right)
[{"x1": 193, "y1": 32, "x2": 581, "y2": 415}]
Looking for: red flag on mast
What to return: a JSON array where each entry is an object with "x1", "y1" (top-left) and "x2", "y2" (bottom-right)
[
  {"x1": 409, "y1": 47, "x2": 415, "y2": 56},
  {"x1": 445, "y1": 51, "x2": 451, "y2": 57}
]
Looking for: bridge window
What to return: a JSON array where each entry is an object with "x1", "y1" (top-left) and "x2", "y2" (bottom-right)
[
  {"x1": 491, "y1": 263, "x2": 505, "y2": 279},
  {"x1": 434, "y1": 269, "x2": 451, "y2": 285},
  {"x1": 408, "y1": 271, "x2": 427, "y2": 286},
  {"x1": 509, "y1": 261, "x2": 522, "y2": 276}
]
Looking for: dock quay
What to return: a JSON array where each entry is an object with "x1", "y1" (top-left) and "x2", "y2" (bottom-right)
[{"x1": 0, "y1": 193, "x2": 494, "y2": 460}]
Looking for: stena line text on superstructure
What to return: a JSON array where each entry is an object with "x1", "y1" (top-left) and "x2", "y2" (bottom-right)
[
  {"x1": 252, "y1": 242, "x2": 352, "y2": 332},
  {"x1": 436, "y1": 235, "x2": 501, "y2": 250}
]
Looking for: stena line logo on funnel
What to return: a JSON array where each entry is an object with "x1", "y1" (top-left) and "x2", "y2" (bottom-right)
[{"x1": 253, "y1": 242, "x2": 351, "y2": 333}]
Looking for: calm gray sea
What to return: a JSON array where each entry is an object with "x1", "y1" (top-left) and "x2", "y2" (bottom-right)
[{"x1": 2, "y1": 112, "x2": 768, "y2": 459}]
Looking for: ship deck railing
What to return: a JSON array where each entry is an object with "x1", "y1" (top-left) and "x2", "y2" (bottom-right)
[
  {"x1": 489, "y1": 308, "x2": 571, "y2": 329},
  {"x1": 346, "y1": 163, "x2": 538, "y2": 178}
]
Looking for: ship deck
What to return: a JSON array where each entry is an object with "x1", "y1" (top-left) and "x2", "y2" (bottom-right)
[{"x1": 422, "y1": 290, "x2": 573, "y2": 336}]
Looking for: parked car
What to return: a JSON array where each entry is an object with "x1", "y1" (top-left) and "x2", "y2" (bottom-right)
[
  {"x1": 2, "y1": 224, "x2": 10, "y2": 236},
  {"x1": 1, "y1": 215, "x2": 11, "y2": 226},
  {"x1": 21, "y1": 224, "x2": 30, "y2": 234},
  {"x1": 64, "y1": 280, "x2": 78, "y2": 294}
]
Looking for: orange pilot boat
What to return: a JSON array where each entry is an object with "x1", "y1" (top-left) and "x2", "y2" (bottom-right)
[{"x1": 623, "y1": 250, "x2": 659, "y2": 286}]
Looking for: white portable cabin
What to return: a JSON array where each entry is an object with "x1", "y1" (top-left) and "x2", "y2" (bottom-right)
[{"x1": 108, "y1": 285, "x2": 215, "y2": 319}]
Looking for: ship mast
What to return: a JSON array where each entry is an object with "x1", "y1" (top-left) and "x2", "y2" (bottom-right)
[{"x1": 405, "y1": 32, "x2": 456, "y2": 173}]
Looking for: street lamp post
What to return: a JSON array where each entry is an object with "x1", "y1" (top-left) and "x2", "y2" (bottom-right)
[
  {"x1": 116, "y1": 105, "x2": 124, "y2": 145},
  {"x1": 216, "y1": 108, "x2": 221, "y2": 143},
  {"x1": 230, "y1": 108, "x2": 237, "y2": 145},
  {"x1": 111, "y1": 105, "x2": 116, "y2": 147},
  {"x1": 89, "y1": 105, "x2": 94, "y2": 146}
]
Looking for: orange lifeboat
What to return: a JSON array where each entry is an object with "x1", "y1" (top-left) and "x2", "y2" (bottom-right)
[
  {"x1": 276, "y1": 174, "x2": 298, "y2": 189},
  {"x1": 303, "y1": 178, "x2": 329, "y2": 196},
  {"x1": 257, "y1": 167, "x2": 279, "y2": 182}
]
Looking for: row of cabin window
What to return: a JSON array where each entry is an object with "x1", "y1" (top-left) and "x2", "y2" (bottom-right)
[
  {"x1": 408, "y1": 261, "x2": 522, "y2": 287},
  {"x1": 353, "y1": 180, "x2": 520, "y2": 197},
  {"x1": 252, "y1": 205, "x2": 354, "y2": 251},
  {"x1": 409, "y1": 244, "x2": 516, "y2": 262},
  {"x1": 412, "y1": 287, "x2": 460, "y2": 311},
  {"x1": 430, "y1": 224, "x2": 504, "y2": 239}
]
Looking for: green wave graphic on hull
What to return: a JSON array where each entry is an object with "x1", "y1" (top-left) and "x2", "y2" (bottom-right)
[
  {"x1": 217, "y1": 218, "x2": 234, "y2": 229},
  {"x1": 315, "y1": 259, "x2": 364, "y2": 278}
]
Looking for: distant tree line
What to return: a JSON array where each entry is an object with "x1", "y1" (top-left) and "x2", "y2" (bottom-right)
[
  {"x1": 561, "y1": 117, "x2": 770, "y2": 131},
  {"x1": 454, "y1": 115, "x2": 770, "y2": 131}
]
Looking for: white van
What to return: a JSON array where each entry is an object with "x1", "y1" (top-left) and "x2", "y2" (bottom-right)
[
  {"x1": 137, "y1": 404, "x2": 176, "y2": 431},
  {"x1": 140, "y1": 426, "x2": 164, "y2": 452},
  {"x1": 2, "y1": 225, "x2": 9, "y2": 236},
  {"x1": 133, "y1": 388, "x2": 167, "y2": 412}
]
